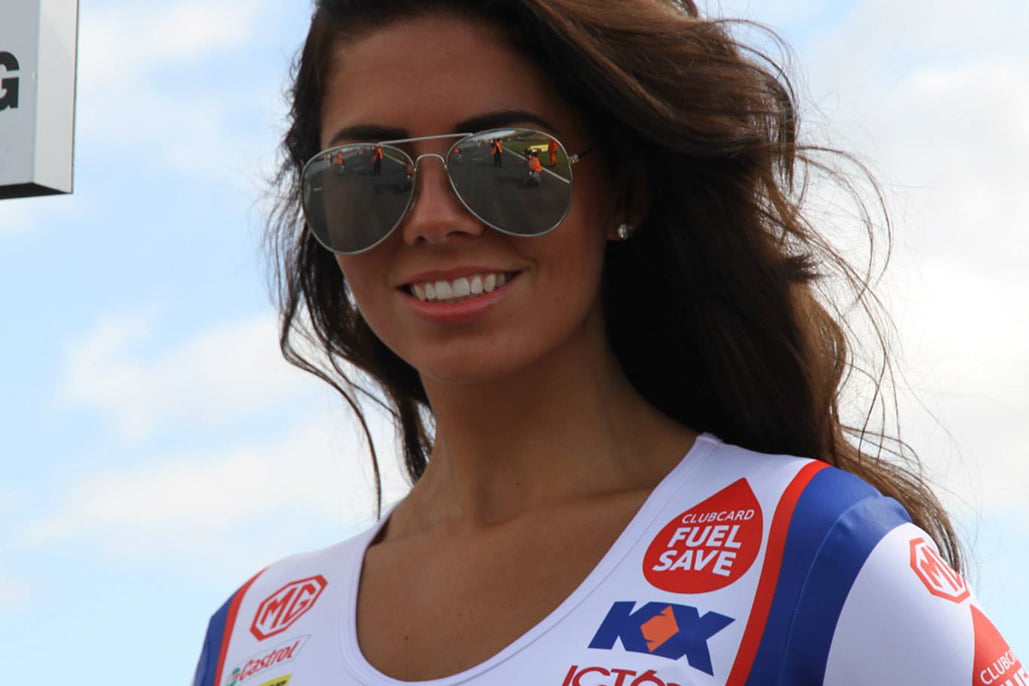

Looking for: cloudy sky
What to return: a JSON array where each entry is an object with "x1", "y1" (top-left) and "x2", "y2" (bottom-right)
[{"x1": 1, "y1": 0, "x2": 1025, "y2": 682}]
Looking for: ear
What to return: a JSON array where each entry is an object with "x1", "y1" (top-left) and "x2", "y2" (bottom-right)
[{"x1": 606, "y1": 160, "x2": 652, "y2": 240}]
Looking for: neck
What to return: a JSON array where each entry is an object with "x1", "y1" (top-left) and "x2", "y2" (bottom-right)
[{"x1": 397, "y1": 323, "x2": 695, "y2": 533}]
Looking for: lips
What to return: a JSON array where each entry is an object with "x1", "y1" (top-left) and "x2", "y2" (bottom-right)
[
  {"x1": 400, "y1": 270, "x2": 521, "y2": 324},
  {"x1": 408, "y1": 271, "x2": 516, "y2": 303}
]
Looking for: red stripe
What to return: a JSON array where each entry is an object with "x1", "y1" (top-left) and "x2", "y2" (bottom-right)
[
  {"x1": 214, "y1": 569, "x2": 265, "y2": 686},
  {"x1": 725, "y1": 460, "x2": 828, "y2": 686}
]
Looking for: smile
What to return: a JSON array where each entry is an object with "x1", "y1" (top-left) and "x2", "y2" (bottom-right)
[{"x1": 407, "y1": 272, "x2": 517, "y2": 303}]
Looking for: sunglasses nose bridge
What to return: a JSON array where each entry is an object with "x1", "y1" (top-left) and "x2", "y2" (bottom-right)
[
  {"x1": 410, "y1": 152, "x2": 448, "y2": 173},
  {"x1": 407, "y1": 151, "x2": 448, "y2": 181},
  {"x1": 408, "y1": 152, "x2": 457, "y2": 203}
]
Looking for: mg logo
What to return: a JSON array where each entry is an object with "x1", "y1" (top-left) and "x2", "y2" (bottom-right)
[
  {"x1": 250, "y1": 575, "x2": 328, "y2": 640},
  {"x1": 909, "y1": 537, "x2": 969, "y2": 603},
  {"x1": 0, "y1": 51, "x2": 19, "y2": 111}
]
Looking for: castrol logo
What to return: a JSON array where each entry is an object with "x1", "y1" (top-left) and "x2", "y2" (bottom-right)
[
  {"x1": 250, "y1": 575, "x2": 328, "y2": 640},
  {"x1": 643, "y1": 479, "x2": 762, "y2": 593},
  {"x1": 908, "y1": 538, "x2": 969, "y2": 603}
]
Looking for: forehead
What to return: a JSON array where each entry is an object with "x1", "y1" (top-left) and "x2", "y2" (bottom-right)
[{"x1": 319, "y1": 13, "x2": 581, "y2": 147}]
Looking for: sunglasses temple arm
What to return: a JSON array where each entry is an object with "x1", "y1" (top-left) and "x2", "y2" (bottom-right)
[{"x1": 569, "y1": 145, "x2": 596, "y2": 164}]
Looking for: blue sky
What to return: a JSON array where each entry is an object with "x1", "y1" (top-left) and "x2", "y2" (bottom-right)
[{"x1": 1, "y1": 0, "x2": 1026, "y2": 681}]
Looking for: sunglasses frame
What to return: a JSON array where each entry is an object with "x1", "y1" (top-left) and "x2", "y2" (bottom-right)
[{"x1": 300, "y1": 127, "x2": 593, "y2": 255}]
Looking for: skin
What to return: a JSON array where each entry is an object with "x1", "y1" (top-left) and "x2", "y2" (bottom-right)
[{"x1": 321, "y1": 13, "x2": 696, "y2": 680}]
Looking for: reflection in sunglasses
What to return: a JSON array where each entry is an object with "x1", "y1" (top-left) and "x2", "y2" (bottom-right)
[{"x1": 302, "y1": 128, "x2": 590, "y2": 254}]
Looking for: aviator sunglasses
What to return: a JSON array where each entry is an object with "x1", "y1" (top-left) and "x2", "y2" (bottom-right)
[{"x1": 301, "y1": 128, "x2": 593, "y2": 255}]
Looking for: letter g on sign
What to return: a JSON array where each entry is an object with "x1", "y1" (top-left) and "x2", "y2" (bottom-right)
[{"x1": 0, "y1": 51, "x2": 19, "y2": 111}]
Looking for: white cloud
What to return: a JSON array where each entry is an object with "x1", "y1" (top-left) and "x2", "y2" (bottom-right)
[
  {"x1": 0, "y1": 573, "x2": 33, "y2": 611},
  {"x1": 82, "y1": 0, "x2": 269, "y2": 88},
  {"x1": 74, "y1": 0, "x2": 286, "y2": 184},
  {"x1": 22, "y1": 410, "x2": 409, "y2": 575},
  {"x1": 0, "y1": 190, "x2": 92, "y2": 238},
  {"x1": 0, "y1": 198, "x2": 38, "y2": 237},
  {"x1": 59, "y1": 311, "x2": 312, "y2": 440},
  {"x1": 47, "y1": 305, "x2": 412, "y2": 574},
  {"x1": 730, "y1": 1, "x2": 1029, "y2": 522}
]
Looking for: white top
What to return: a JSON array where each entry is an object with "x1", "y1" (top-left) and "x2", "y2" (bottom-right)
[{"x1": 192, "y1": 434, "x2": 1024, "y2": 686}]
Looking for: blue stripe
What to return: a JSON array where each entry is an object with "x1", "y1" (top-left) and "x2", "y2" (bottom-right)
[
  {"x1": 744, "y1": 467, "x2": 911, "y2": 685},
  {"x1": 192, "y1": 594, "x2": 235, "y2": 686}
]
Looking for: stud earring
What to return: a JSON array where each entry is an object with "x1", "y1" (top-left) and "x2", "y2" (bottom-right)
[{"x1": 616, "y1": 222, "x2": 634, "y2": 241}]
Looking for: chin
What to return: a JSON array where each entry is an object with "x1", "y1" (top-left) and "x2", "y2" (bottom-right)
[
  {"x1": 416, "y1": 356, "x2": 530, "y2": 387},
  {"x1": 407, "y1": 342, "x2": 546, "y2": 388}
]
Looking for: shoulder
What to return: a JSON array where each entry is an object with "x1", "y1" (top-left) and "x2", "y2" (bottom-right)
[
  {"x1": 191, "y1": 528, "x2": 375, "y2": 686},
  {"x1": 700, "y1": 439, "x2": 1024, "y2": 685},
  {"x1": 699, "y1": 436, "x2": 911, "y2": 547},
  {"x1": 809, "y1": 517, "x2": 1023, "y2": 686}
]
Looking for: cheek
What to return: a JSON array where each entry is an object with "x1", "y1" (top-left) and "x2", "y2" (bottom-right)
[
  {"x1": 539, "y1": 206, "x2": 610, "y2": 313},
  {"x1": 336, "y1": 255, "x2": 382, "y2": 316}
]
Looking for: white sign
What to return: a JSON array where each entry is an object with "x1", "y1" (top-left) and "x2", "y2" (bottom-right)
[{"x1": 0, "y1": 0, "x2": 78, "y2": 199}]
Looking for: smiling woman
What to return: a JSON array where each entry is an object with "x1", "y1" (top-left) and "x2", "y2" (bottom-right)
[{"x1": 191, "y1": 1, "x2": 1022, "y2": 685}]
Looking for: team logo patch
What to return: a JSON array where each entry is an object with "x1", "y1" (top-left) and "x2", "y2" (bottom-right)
[
  {"x1": 561, "y1": 665, "x2": 682, "y2": 686},
  {"x1": 643, "y1": 479, "x2": 762, "y2": 593},
  {"x1": 588, "y1": 601, "x2": 734, "y2": 676},
  {"x1": 908, "y1": 537, "x2": 969, "y2": 603},
  {"x1": 226, "y1": 636, "x2": 308, "y2": 686},
  {"x1": 253, "y1": 677, "x2": 291, "y2": 686},
  {"x1": 250, "y1": 576, "x2": 328, "y2": 640},
  {"x1": 971, "y1": 605, "x2": 1026, "y2": 686}
]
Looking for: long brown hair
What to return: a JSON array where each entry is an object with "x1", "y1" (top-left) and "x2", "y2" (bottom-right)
[{"x1": 267, "y1": 0, "x2": 962, "y2": 569}]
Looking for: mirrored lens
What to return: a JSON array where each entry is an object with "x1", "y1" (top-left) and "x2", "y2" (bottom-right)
[
  {"x1": 447, "y1": 129, "x2": 573, "y2": 237},
  {"x1": 302, "y1": 144, "x2": 415, "y2": 254}
]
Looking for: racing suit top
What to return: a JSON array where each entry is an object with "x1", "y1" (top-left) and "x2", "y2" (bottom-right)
[{"x1": 193, "y1": 433, "x2": 1024, "y2": 686}]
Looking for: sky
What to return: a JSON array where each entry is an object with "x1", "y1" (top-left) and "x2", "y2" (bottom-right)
[{"x1": 0, "y1": 0, "x2": 1025, "y2": 682}]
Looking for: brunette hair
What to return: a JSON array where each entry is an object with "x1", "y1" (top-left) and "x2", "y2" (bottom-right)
[{"x1": 267, "y1": 0, "x2": 961, "y2": 568}]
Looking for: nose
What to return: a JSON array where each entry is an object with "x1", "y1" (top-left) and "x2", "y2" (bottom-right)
[{"x1": 399, "y1": 154, "x2": 484, "y2": 248}]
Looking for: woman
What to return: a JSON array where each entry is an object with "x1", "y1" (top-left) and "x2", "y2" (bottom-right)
[{"x1": 193, "y1": 1, "x2": 1022, "y2": 684}]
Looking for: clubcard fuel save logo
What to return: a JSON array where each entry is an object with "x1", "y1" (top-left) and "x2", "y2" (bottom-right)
[
  {"x1": 589, "y1": 601, "x2": 734, "y2": 676},
  {"x1": 971, "y1": 605, "x2": 1026, "y2": 686},
  {"x1": 643, "y1": 479, "x2": 762, "y2": 593}
]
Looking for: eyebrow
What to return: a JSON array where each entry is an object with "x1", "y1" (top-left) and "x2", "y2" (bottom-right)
[{"x1": 325, "y1": 109, "x2": 556, "y2": 147}]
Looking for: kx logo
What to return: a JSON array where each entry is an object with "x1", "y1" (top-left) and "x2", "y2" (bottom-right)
[
  {"x1": 589, "y1": 601, "x2": 734, "y2": 676},
  {"x1": 0, "y1": 51, "x2": 19, "y2": 111}
]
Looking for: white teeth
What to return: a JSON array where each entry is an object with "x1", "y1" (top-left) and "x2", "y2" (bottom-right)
[
  {"x1": 435, "y1": 281, "x2": 453, "y2": 299},
  {"x1": 452, "y1": 277, "x2": 471, "y2": 298},
  {"x1": 410, "y1": 272, "x2": 513, "y2": 302}
]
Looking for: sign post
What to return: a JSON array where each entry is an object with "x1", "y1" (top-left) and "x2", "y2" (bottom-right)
[{"x1": 0, "y1": 0, "x2": 79, "y2": 199}]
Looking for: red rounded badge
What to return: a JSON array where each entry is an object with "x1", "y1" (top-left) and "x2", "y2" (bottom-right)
[
  {"x1": 972, "y1": 604, "x2": 1025, "y2": 686},
  {"x1": 643, "y1": 479, "x2": 763, "y2": 593}
]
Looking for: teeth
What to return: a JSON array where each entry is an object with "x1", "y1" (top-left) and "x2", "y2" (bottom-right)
[
  {"x1": 452, "y1": 277, "x2": 470, "y2": 298},
  {"x1": 410, "y1": 272, "x2": 513, "y2": 303}
]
